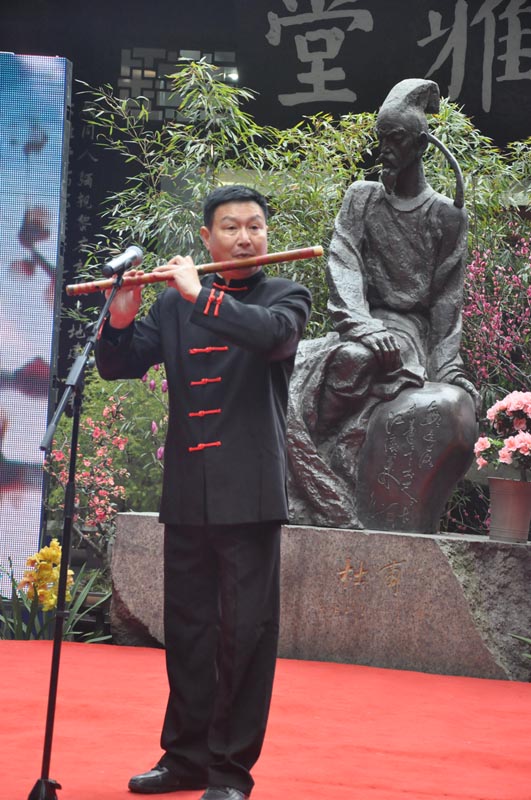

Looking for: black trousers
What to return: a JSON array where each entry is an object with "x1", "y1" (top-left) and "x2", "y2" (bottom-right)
[{"x1": 160, "y1": 521, "x2": 281, "y2": 796}]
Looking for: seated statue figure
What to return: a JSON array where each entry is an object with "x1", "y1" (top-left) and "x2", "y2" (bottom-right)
[{"x1": 287, "y1": 78, "x2": 479, "y2": 533}]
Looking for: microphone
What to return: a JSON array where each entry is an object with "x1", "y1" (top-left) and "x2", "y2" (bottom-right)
[{"x1": 101, "y1": 245, "x2": 143, "y2": 277}]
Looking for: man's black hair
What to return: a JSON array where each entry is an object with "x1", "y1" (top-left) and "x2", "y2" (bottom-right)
[{"x1": 203, "y1": 184, "x2": 269, "y2": 229}]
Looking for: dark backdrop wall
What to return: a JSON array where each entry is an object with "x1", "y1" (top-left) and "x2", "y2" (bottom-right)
[
  {"x1": 4, "y1": 1, "x2": 530, "y2": 152},
  {"x1": 1, "y1": 0, "x2": 530, "y2": 368},
  {"x1": 235, "y1": 0, "x2": 531, "y2": 147}
]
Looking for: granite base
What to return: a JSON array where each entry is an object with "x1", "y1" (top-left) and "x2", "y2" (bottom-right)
[{"x1": 110, "y1": 513, "x2": 531, "y2": 681}]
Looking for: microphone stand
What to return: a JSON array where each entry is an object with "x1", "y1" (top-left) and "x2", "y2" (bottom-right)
[{"x1": 29, "y1": 273, "x2": 124, "y2": 800}]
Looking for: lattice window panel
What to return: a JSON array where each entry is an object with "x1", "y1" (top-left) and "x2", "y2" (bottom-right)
[{"x1": 119, "y1": 48, "x2": 238, "y2": 122}]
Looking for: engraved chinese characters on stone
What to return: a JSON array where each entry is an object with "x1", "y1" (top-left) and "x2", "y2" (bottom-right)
[
  {"x1": 368, "y1": 400, "x2": 443, "y2": 530},
  {"x1": 333, "y1": 555, "x2": 408, "y2": 616}
]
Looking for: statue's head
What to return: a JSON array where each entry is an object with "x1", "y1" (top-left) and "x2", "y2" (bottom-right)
[{"x1": 376, "y1": 79, "x2": 440, "y2": 194}]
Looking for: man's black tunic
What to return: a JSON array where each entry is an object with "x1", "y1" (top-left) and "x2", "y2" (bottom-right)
[{"x1": 96, "y1": 269, "x2": 311, "y2": 524}]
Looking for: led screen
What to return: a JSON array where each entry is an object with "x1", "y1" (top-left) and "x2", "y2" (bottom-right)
[{"x1": 0, "y1": 53, "x2": 71, "y2": 590}]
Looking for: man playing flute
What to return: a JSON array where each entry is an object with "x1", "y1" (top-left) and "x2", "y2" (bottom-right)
[{"x1": 95, "y1": 184, "x2": 312, "y2": 800}]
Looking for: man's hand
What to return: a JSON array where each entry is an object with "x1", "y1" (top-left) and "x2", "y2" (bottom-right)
[
  {"x1": 151, "y1": 256, "x2": 202, "y2": 303},
  {"x1": 105, "y1": 268, "x2": 143, "y2": 329},
  {"x1": 361, "y1": 330, "x2": 402, "y2": 372}
]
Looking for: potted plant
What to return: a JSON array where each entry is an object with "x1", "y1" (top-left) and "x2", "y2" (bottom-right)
[{"x1": 474, "y1": 390, "x2": 531, "y2": 542}]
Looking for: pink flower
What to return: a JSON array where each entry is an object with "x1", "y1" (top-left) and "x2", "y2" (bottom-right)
[
  {"x1": 476, "y1": 456, "x2": 488, "y2": 469},
  {"x1": 506, "y1": 393, "x2": 527, "y2": 413},
  {"x1": 151, "y1": 421, "x2": 158, "y2": 435},
  {"x1": 514, "y1": 431, "x2": 531, "y2": 455},
  {"x1": 474, "y1": 437, "x2": 491, "y2": 455},
  {"x1": 503, "y1": 436, "x2": 518, "y2": 452},
  {"x1": 156, "y1": 446, "x2": 165, "y2": 460},
  {"x1": 161, "y1": 379, "x2": 168, "y2": 393},
  {"x1": 486, "y1": 404, "x2": 500, "y2": 422},
  {"x1": 498, "y1": 447, "x2": 513, "y2": 465}
]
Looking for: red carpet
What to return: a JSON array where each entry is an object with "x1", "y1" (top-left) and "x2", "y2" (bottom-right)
[{"x1": 1, "y1": 641, "x2": 530, "y2": 800}]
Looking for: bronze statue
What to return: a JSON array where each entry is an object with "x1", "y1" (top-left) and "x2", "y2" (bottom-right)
[{"x1": 288, "y1": 79, "x2": 478, "y2": 533}]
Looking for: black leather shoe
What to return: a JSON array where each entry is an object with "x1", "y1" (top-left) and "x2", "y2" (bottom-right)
[
  {"x1": 200, "y1": 788, "x2": 248, "y2": 800},
  {"x1": 128, "y1": 764, "x2": 207, "y2": 794}
]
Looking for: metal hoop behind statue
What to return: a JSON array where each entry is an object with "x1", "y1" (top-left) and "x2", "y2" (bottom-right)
[{"x1": 427, "y1": 131, "x2": 465, "y2": 209}]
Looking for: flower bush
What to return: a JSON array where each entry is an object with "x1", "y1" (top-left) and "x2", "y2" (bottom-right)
[
  {"x1": 142, "y1": 363, "x2": 168, "y2": 466},
  {"x1": 474, "y1": 390, "x2": 531, "y2": 481},
  {"x1": 45, "y1": 395, "x2": 130, "y2": 578},
  {"x1": 0, "y1": 539, "x2": 110, "y2": 641},
  {"x1": 461, "y1": 225, "x2": 531, "y2": 406}
]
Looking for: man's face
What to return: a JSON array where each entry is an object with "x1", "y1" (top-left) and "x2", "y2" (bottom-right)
[
  {"x1": 376, "y1": 112, "x2": 423, "y2": 193},
  {"x1": 200, "y1": 200, "x2": 268, "y2": 280}
]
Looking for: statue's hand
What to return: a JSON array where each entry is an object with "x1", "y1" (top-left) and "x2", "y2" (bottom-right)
[
  {"x1": 451, "y1": 375, "x2": 481, "y2": 417},
  {"x1": 361, "y1": 330, "x2": 402, "y2": 372}
]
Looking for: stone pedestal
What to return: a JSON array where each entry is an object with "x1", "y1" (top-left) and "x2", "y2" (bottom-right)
[
  {"x1": 110, "y1": 513, "x2": 165, "y2": 649},
  {"x1": 110, "y1": 513, "x2": 531, "y2": 681}
]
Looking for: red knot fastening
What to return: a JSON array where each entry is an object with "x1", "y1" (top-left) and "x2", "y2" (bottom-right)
[
  {"x1": 203, "y1": 288, "x2": 217, "y2": 315},
  {"x1": 213, "y1": 281, "x2": 248, "y2": 292},
  {"x1": 188, "y1": 408, "x2": 222, "y2": 417},
  {"x1": 190, "y1": 377, "x2": 222, "y2": 386},
  {"x1": 214, "y1": 290, "x2": 225, "y2": 316},
  {"x1": 189, "y1": 346, "x2": 229, "y2": 354},
  {"x1": 188, "y1": 440, "x2": 222, "y2": 452}
]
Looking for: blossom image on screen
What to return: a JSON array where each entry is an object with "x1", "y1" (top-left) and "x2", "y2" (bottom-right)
[{"x1": 0, "y1": 53, "x2": 70, "y2": 588}]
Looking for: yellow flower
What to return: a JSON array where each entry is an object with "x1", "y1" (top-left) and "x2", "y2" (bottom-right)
[
  {"x1": 38, "y1": 540, "x2": 61, "y2": 565},
  {"x1": 17, "y1": 538, "x2": 72, "y2": 612},
  {"x1": 36, "y1": 562, "x2": 54, "y2": 582}
]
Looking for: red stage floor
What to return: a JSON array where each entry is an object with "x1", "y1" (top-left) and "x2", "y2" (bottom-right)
[{"x1": 1, "y1": 641, "x2": 530, "y2": 800}]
